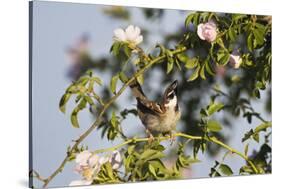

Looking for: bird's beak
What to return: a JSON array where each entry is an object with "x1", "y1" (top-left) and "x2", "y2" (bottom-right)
[{"x1": 170, "y1": 80, "x2": 178, "y2": 90}]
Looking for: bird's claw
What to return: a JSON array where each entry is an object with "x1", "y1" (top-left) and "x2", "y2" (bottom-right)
[
  {"x1": 169, "y1": 132, "x2": 176, "y2": 145},
  {"x1": 146, "y1": 129, "x2": 155, "y2": 143}
]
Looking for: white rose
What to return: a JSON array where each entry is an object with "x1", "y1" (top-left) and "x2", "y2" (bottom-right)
[
  {"x1": 88, "y1": 154, "x2": 99, "y2": 167},
  {"x1": 98, "y1": 156, "x2": 110, "y2": 165},
  {"x1": 113, "y1": 25, "x2": 143, "y2": 46},
  {"x1": 69, "y1": 179, "x2": 92, "y2": 186},
  {"x1": 229, "y1": 54, "x2": 242, "y2": 69},
  {"x1": 197, "y1": 21, "x2": 217, "y2": 43},
  {"x1": 75, "y1": 150, "x2": 92, "y2": 166}
]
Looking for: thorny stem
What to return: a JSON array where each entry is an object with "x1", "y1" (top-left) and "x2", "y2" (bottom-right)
[{"x1": 35, "y1": 46, "x2": 187, "y2": 188}]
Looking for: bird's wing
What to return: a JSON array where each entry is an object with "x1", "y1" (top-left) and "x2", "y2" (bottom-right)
[{"x1": 136, "y1": 97, "x2": 164, "y2": 115}]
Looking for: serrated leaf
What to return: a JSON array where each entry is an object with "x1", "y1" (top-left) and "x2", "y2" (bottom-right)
[
  {"x1": 110, "y1": 111, "x2": 118, "y2": 128},
  {"x1": 110, "y1": 74, "x2": 119, "y2": 94},
  {"x1": 219, "y1": 164, "x2": 233, "y2": 176},
  {"x1": 244, "y1": 143, "x2": 249, "y2": 156},
  {"x1": 228, "y1": 27, "x2": 236, "y2": 41},
  {"x1": 205, "y1": 61, "x2": 215, "y2": 76},
  {"x1": 185, "y1": 58, "x2": 198, "y2": 69},
  {"x1": 185, "y1": 14, "x2": 194, "y2": 27},
  {"x1": 140, "y1": 150, "x2": 164, "y2": 161},
  {"x1": 110, "y1": 42, "x2": 121, "y2": 56},
  {"x1": 254, "y1": 122, "x2": 271, "y2": 133},
  {"x1": 136, "y1": 73, "x2": 144, "y2": 85},
  {"x1": 84, "y1": 95, "x2": 94, "y2": 105},
  {"x1": 148, "y1": 164, "x2": 157, "y2": 177},
  {"x1": 70, "y1": 108, "x2": 79, "y2": 128},
  {"x1": 200, "y1": 64, "x2": 206, "y2": 80},
  {"x1": 242, "y1": 129, "x2": 254, "y2": 142},
  {"x1": 188, "y1": 66, "x2": 200, "y2": 81},
  {"x1": 219, "y1": 53, "x2": 230, "y2": 65},
  {"x1": 207, "y1": 102, "x2": 224, "y2": 115},
  {"x1": 247, "y1": 33, "x2": 254, "y2": 52},
  {"x1": 119, "y1": 72, "x2": 128, "y2": 83},
  {"x1": 59, "y1": 93, "x2": 71, "y2": 113},
  {"x1": 207, "y1": 120, "x2": 222, "y2": 132},
  {"x1": 70, "y1": 98, "x2": 87, "y2": 128},
  {"x1": 253, "y1": 133, "x2": 260, "y2": 142},
  {"x1": 167, "y1": 59, "x2": 174, "y2": 74},
  {"x1": 92, "y1": 77, "x2": 102, "y2": 85},
  {"x1": 123, "y1": 44, "x2": 132, "y2": 58},
  {"x1": 253, "y1": 28, "x2": 265, "y2": 46}
]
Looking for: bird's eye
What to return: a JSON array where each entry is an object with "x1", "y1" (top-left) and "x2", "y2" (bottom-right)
[{"x1": 167, "y1": 92, "x2": 174, "y2": 99}]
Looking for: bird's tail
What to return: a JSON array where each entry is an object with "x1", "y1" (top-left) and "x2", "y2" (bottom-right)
[{"x1": 129, "y1": 79, "x2": 146, "y2": 101}]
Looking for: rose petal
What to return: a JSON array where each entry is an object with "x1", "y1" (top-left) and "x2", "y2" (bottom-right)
[
  {"x1": 98, "y1": 156, "x2": 109, "y2": 165},
  {"x1": 125, "y1": 25, "x2": 138, "y2": 41},
  {"x1": 88, "y1": 154, "x2": 99, "y2": 167},
  {"x1": 113, "y1": 28, "x2": 126, "y2": 41},
  {"x1": 134, "y1": 35, "x2": 143, "y2": 45},
  {"x1": 75, "y1": 151, "x2": 92, "y2": 166},
  {"x1": 134, "y1": 26, "x2": 141, "y2": 37},
  {"x1": 197, "y1": 24, "x2": 205, "y2": 40}
]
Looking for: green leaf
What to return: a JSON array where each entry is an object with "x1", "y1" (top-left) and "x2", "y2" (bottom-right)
[
  {"x1": 185, "y1": 14, "x2": 194, "y2": 27},
  {"x1": 219, "y1": 164, "x2": 233, "y2": 176},
  {"x1": 136, "y1": 73, "x2": 144, "y2": 85},
  {"x1": 244, "y1": 143, "x2": 249, "y2": 156},
  {"x1": 253, "y1": 133, "x2": 260, "y2": 142},
  {"x1": 167, "y1": 59, "x2": 174, "y2": 74},
  {"x1": 92, "y1": 77, "x2": 102, "y2": 85},
  {"x1": 253, "y1": 29, "x2": 264, "y2": 46},
  {"x1": 148, "y1": 164, "x2": 157, "y2": 177},
  {"x1": 228, "y1": 27, "x2": 236, "y2": 41},
  {"x1": 185, "y1": 58, "x2": 198, "y2": 69},
  {"x1": 242, "y1": 129, "x2": 254, "y2": 142},
  {"x1": 254, "y1": 122, "x2": 271, "y2": 133},
  {"x1": 123, "y1": 44, "x2": 132, "y2": 58},
  {"x1": 59, "y1": 93, "x2": 71, "y2": 113},
  {"x1": 205, "y1": 61, "x2": 215, "y2": 76},
  {"x1": 200, "y1": 64, "x2": 206, "y2": 80},
  {"x1": 188, "y1": 66, "x2": 200, "y2": 81},
  {"x1": 110, "y1": 74, "x2": 119, "y2": 94},
  {"x1": 84, "y1": 95, "x2": 94, "y2": 105},
  {"x1": 70, "y1": 98, "x2": 87, "y2": 128},
  {"x1": 110, "y1": 111, "x2": 118, "y2": 128},
  {"x1": 247, "y1": 33, "x2": 254, "y2": 52},
  {"x1": 110, "y1": 42, "x2": 121, "y2": 56},
  {"x1": 177, "y1": 154, "x2": 200, "y2": 168},
  {"x1": 219, "y1": 53, "x2": 230, "y2": 65},
  {"x1": 71, "y1": 108, "x2": 79, "y2": 128},
  {"x1": 207, "y1": 102, "x2": 224, "y2": 115},
  {"x1": 207, "y1": 120, "x2": 222, "y2": 132},
  {"x1": 140, "y1": 149, "x2": 164, "y2": 161},
  {"x1": 119, "y1": 72, "x2": 128, "y2": 83}
]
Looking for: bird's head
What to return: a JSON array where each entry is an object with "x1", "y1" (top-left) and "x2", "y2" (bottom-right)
[{"x1": 163, "y1": 80, "x2": 178, "y2": 109}]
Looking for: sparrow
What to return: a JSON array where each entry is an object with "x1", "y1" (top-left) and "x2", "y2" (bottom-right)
[{"x1": 130, "y1": 79, "x2": 181, "y2": 141}]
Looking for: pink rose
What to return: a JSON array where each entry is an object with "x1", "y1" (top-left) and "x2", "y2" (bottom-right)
[
  {"x1": 229, "y1": 54, "x2": 242, "y2": 69},
  {"x1": 197, "y1": 21, "x2": 217, "y2": 43}
]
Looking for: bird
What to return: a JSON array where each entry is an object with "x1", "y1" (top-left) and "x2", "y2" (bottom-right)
[{"x1": 130, "y1": 79, "x2": 181, "y2": 141}]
